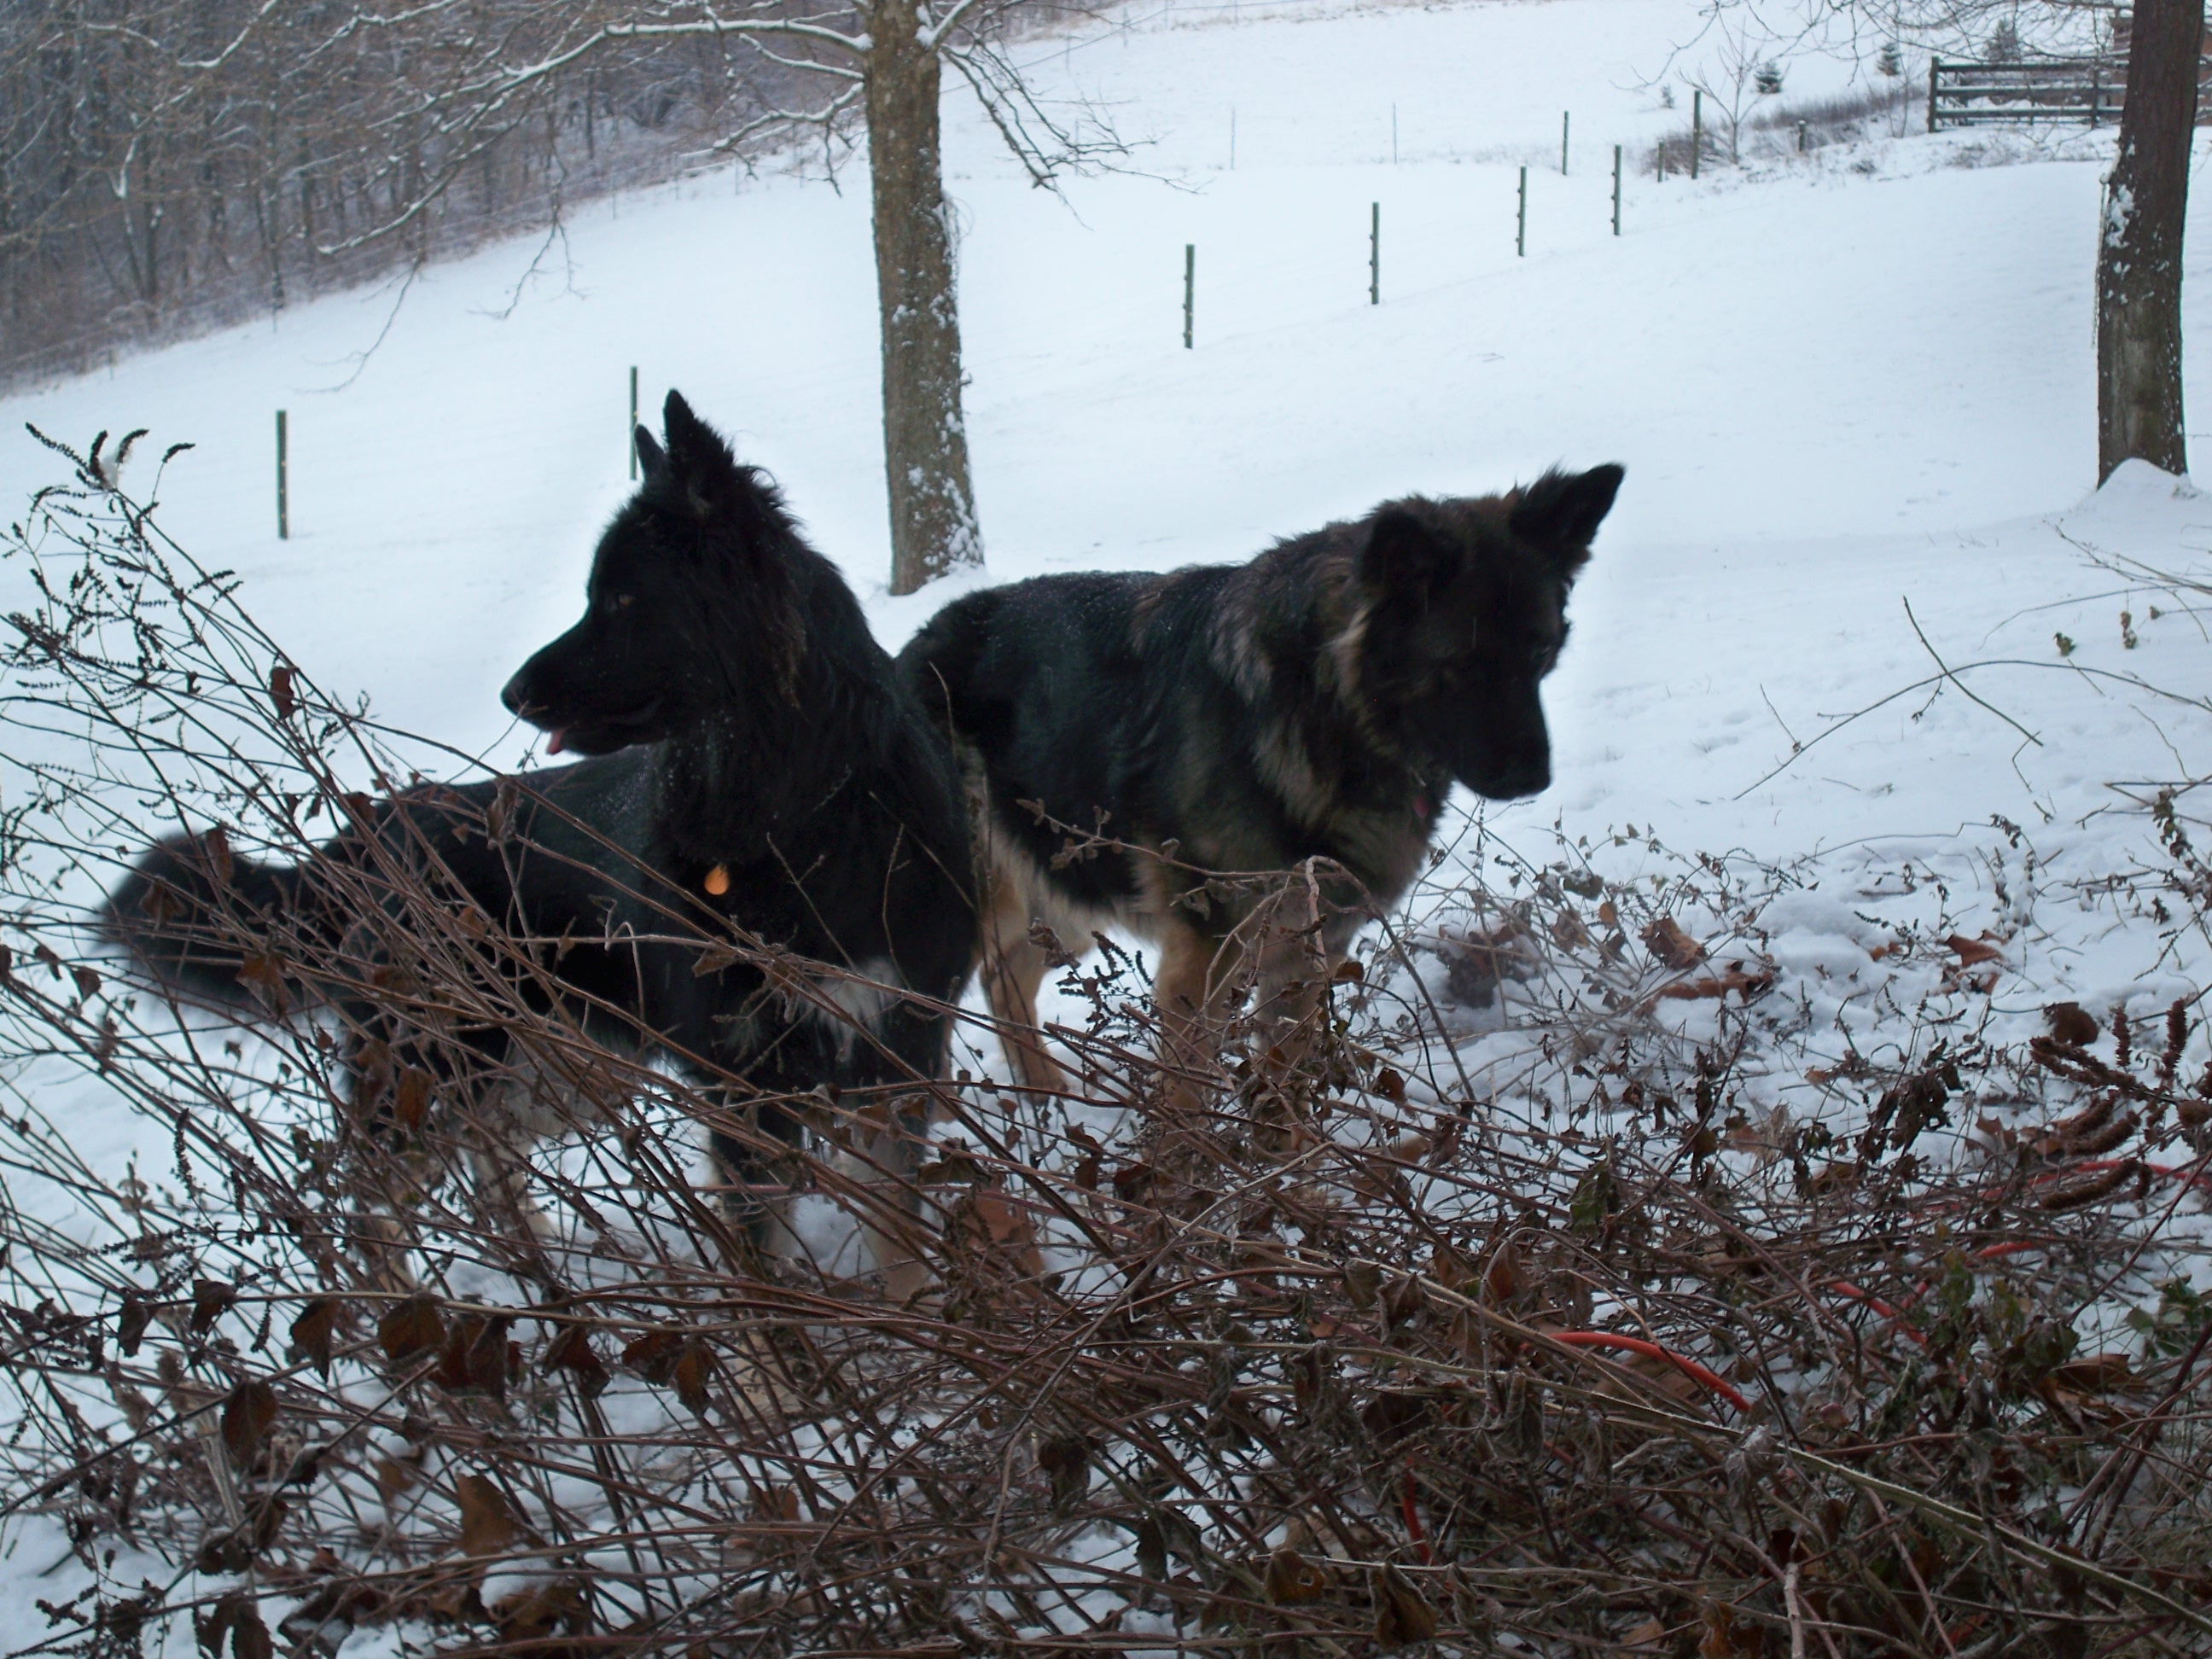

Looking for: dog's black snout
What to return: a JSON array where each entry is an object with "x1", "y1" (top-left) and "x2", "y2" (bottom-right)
[
  {"x1": 1503, "y1": 762, "x2": 1551, "y2": 798},
  {"x1": 1484, "y1": 753, "x2": 1551, "y2": 800},
  {"x1": 500, "y1": 669, "x2": 533, "y2": 719}
]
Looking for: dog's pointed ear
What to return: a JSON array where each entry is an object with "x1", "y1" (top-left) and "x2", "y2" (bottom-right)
[
  {"x1": 633, "y1": 423, "x2": 666, "y2": 480},
  {"x1": 1510, "y1": 464, "x2": 1623, "y2": 561},
  {"x1": 660, "y1": 389, "x2": 744, "y2": 521},
  {"x1": 1358, "y1": 505, "x2": 1454, "y2": 597}
]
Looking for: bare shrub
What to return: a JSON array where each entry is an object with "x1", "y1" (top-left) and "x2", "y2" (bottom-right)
[
  {"x1": 1653, "y1": 78, "x2": 1922, "y2": 175},
  {"x1": 3, "y1": 439, "x2": 2210, "y2": 1654}
]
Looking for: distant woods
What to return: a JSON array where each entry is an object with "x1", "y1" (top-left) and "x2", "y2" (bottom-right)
[{"x1": 0, "y1": 3, "x2": 862, "y2": 387}]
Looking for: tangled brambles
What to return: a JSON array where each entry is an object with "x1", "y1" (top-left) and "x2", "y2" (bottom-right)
[{"x1": 3, "y1": 440, "x2": 2209, "y2": 1656}]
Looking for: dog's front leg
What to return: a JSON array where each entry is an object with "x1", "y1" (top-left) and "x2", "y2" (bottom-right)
[
  {"x1": 1152, "y1": 918, "x2": 1245, "y2": 1118},
  {"x1": 844, "y1": 1093, "x2": 937, "y2": 1303},
  {"x1": 1245, "y1": 872, "x2": 1338, "y2": 1080},
  {"x1": 980, "y1": 881, "x2": 1069, "y2": 1098}
]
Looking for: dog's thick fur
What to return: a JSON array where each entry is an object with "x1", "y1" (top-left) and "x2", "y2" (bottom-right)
[
  {"x1": 898, "y1": 465, "x2": 1621, "y2": 1097},
  {"x1": 106, "y1": 393, "x2": 974, "y2": 1288}
]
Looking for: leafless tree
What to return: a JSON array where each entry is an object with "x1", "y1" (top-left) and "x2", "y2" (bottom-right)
[
  {"x1": 554, "y1": 0, "x2": 1119, "y2": 591},
  {"x1": 2096, "y1": 0, "x2": 2201, "y2": 481},
  {"x1": 1676, "y1": 11, "x2": 1786, "y2": 163}
]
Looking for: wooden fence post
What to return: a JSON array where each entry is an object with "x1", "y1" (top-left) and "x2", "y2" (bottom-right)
[
  {"x1": 1516, "y1": 166, "x2": 1527, "y2": 256},
  {"x1": 1612, "y1": 144, "x2": 1621, "y2": 234},
  {"x1": 1691, "y1": 90, "x2": 1702, "y2": 178},
  {"x1": 276, "y1": 410, "x2": 288, "y2": 541},
  {"x1": 1562, "y1": 110, "x2": 1570, "y2": 174},
  {"x1": 629, "y1": 366, "x2": 639, "y2": 479}
]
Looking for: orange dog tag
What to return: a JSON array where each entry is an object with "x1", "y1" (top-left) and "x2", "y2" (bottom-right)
[{"x1": 703, "y1": 864, "x2": 731, "y2": 896}]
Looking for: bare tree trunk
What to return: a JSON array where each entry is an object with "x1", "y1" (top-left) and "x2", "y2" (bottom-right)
[
  {"x1": 2097, "y1": 0, "x2": 2202, "y2": 481},
  {"x1": 865, "y1": 0, "x2": 982, "y2": 595}
]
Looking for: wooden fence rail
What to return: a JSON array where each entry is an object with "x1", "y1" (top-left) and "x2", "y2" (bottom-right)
[{"x1": 1930, "y1": 57, "x2": 2212, "y2": 131}]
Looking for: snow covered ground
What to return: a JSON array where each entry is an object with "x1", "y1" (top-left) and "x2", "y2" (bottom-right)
[{"x1": 4, "y1": 0, "x2": 2212, "y2": 1637}]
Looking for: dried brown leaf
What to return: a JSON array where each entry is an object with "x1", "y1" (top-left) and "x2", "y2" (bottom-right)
[
  {"x1": 288, "y1": 1299, "x2": 338, "y2": 1379},
  {"x1": 373, "y1": 1456, "x2": 418, "y2": 1510},
  {"x1": 2050, "y1": 1353, "x2": 2139, "y2": 1394},
  {"x1": 1640, "y1": 917, "x2": 1707, "y2": 969},
  {"x1": 1945, "y1": 932, "x2": 2004, "y2": 968},
  {"x1": 1372, "y1": 1565, "x2": 1437, "y2": 1645},
  {"x1": 1035, "y1": 1432, "x2": 1094, "y2": 1513},
  {"x1": 117, "y1": 1291, "x2": 152, "y2": 1358},
  {"x1": 201, "y1": 827, "x2": 235, "y2": 888},
  {"x1": 1266, "y1": 1545, "x2": 1328, "y2": 1605},
  {"x1": 752, "y1": 1485, "x2": 800, "y2": 1523},
  {"x1": 454, "y1": 1472, "x2": 524, "y2": 1558},
  {"x1": 434, "y1": 1313, "x2": 515, "y2": 1399},
  {"x1": 671, "y1": 1339, "x2": 713, "y2": 1415},
  {"x1": 621, "y1": 1328, "x2": 686, "y2": 1384},
  {"x1": 1343, "y1": 1260, "x2": 1382, "y2": 1310},
  {"x1": 393, "y1": 1068, "x2": 431, "y2": 1132},
  {"x1": 189, "y1": 1278, "x2": 236, "y2": 1336},
  {"x1": 544, "y1": 1322, "x2": 609, "y2": 1399},
  {"x1": 490, "y1": 1576, "x2": 587, "y2": 1640},
  {"x1": 230, "y1": 1604, "x2": 272, "y2": 1659},
  {"x1": 2044, "y1": 1001, "x2": 2101, "y2": 1046},
  {"x1": 219, "y1": 1379, "x2": 277, "y2": 1470},
  {"x1": 1655, "y1": 964, "x2": 1774, "y2": 1003},
  {"x1": 378, "y1": 1295, "x2": 445, "y2": 1369}
]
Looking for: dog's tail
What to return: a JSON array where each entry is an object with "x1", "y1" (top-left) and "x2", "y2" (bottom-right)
[{"x1": 102, "y1": 830, "x2": 343, "y2": 1012}]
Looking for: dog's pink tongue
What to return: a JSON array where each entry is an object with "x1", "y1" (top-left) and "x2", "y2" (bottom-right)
[{"x1": 545, "y1": 728, "x2": 567, "y2": 755}]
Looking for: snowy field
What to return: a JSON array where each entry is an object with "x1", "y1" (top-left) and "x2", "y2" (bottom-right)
[{"x1": 4, "y1": 0, "x2": 2212, "y2": 1637}]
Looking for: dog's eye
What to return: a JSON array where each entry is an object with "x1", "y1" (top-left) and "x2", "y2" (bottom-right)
[{"x1": 600, "y1": 592, "x2": 633, "y2": 614}]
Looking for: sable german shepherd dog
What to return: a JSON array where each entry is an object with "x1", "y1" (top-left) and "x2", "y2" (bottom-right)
[
  {"x1": 898, "y1": 464, "x2": 1621, "y2": 1100},
  {"x1": 106, "y1": 393, "x2": 973, "y2": 1290}
]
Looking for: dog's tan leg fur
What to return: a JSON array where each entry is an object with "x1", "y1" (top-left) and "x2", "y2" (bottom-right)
[
  {"x1": 1152, "y1": 918, "x2": 1249, "y2": 1115},
  {"x1": 1246, "y1": 876, "x2": 1336, "y2": 1074},
  {"x1": 981, "y1": 872, "x2": 1069, "y2": 1096},
  {"x1": 847, "y1": 1103, "x2": 936, "y2": 1303},
  {"x1": 1155, "y1": 874, "x2": 1353, "y2": 1109},
  {"x1": 468, "y1": 1138, "x2": 561, "y2": 1245}
]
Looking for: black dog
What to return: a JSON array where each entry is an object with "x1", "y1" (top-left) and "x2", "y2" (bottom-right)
[
  {"x1": 898, "y1": 465, "x2": 1621, "y2": 1098},
  {"x1": 108, "y1": 392, "x2": 974, "y2": 1288}
]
